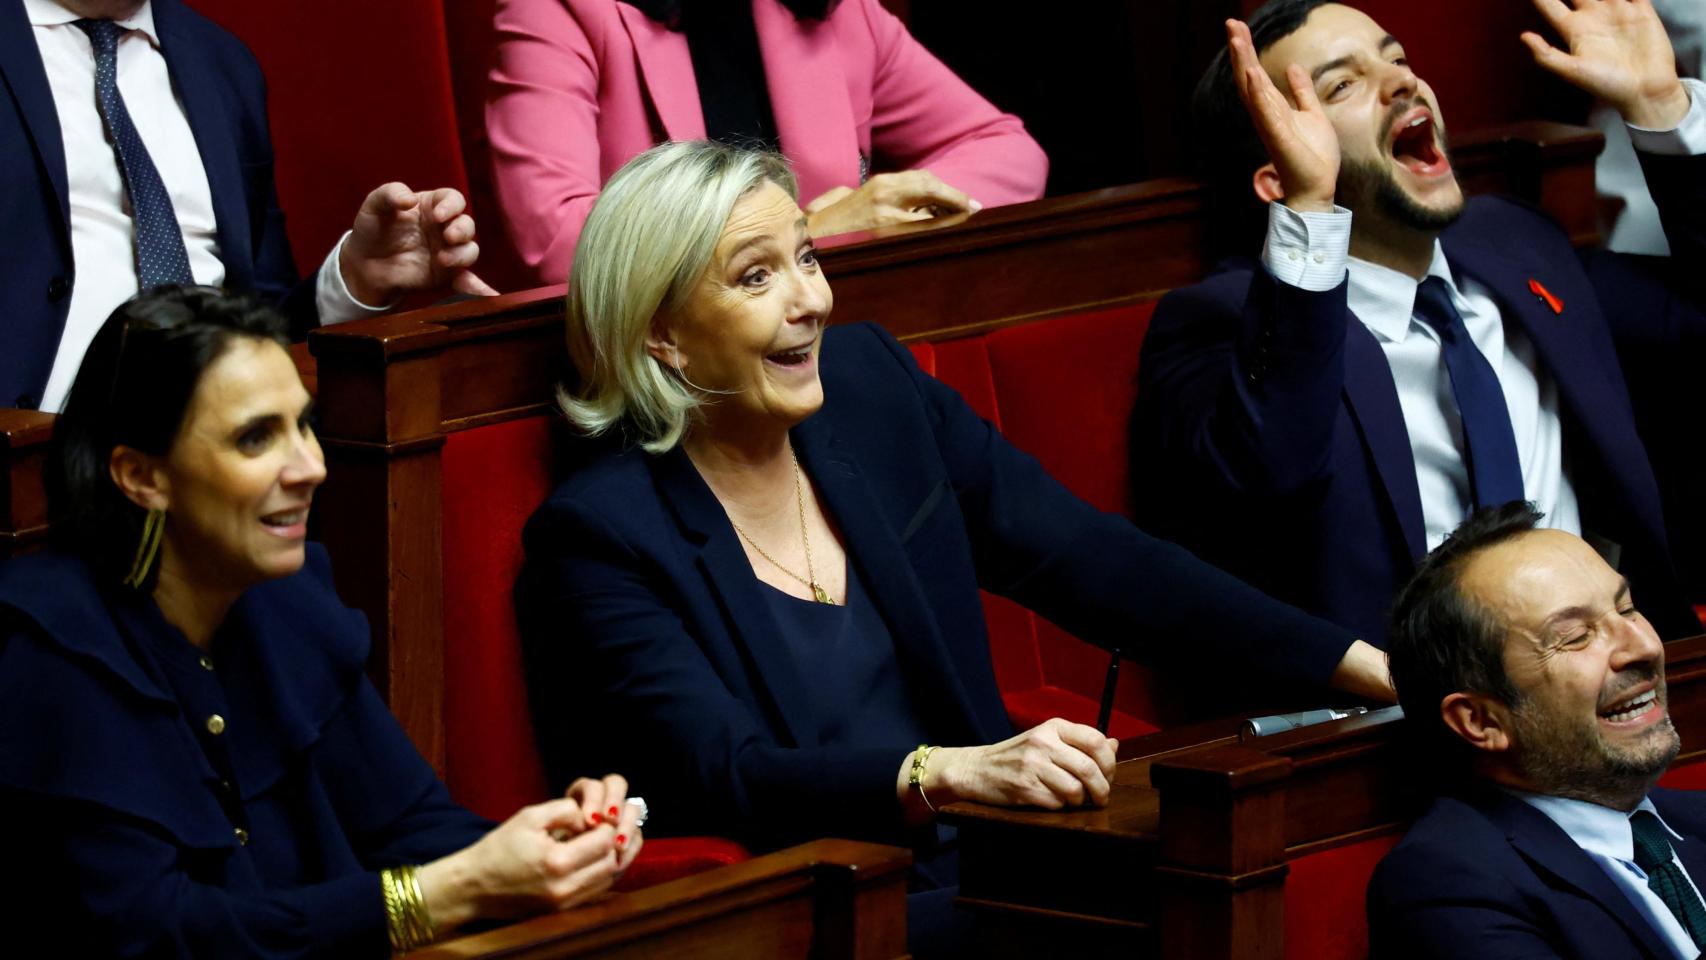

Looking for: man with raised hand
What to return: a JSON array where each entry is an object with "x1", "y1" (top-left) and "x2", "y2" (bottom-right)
[
  {"x1": 1131, "y1": 0, "x2": 1706, "y2": 652},
  {"x1": 1, "y1": 0, "x2": 496, "y2": 413}
]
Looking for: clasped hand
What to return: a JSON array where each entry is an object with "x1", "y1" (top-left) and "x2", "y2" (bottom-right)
[
  {"x1": 923, "y1": 718, "x2": 1119, "y2": 811},
  {"x1": 417, "y1": 774, "x2": 644, "y2": 933}
]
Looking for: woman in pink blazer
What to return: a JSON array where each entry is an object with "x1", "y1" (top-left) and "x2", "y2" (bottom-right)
[{"x1": 487, "y1": 0, "x2": 1049, "y2": 284}]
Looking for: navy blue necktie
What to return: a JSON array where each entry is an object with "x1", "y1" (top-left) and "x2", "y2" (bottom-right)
[
  {"x1": 1413, "y1": 276, "x2": 1525, "y2": 511},
  {"x1": 75, "y1": 19, "x2": 194, "y2": 289},
  {"x1": 1631, "y1": 810, "x2": 1706, "y2": 948}
]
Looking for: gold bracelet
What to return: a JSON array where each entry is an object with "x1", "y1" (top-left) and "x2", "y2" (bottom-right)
[
  {"x1": 381, "y1": 865, "x2": 436, "y2": 954},
  {"x1": 908, "y1": 744, "x2": 938, "y2": 814}
]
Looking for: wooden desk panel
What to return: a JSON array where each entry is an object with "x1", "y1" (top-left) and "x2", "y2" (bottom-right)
[{"x1": 405, "y1": 840, "x2": 910, "y2": 960}]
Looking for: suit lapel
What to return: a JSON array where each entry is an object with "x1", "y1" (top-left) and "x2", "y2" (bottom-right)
[
  {"x1": 1493, "y1": 793, "x2": 1675, "y2": 959},
  {"x1": 792, "y1": 418, "x2": 991, "y2": 744},
  {"x1": 651, "y1": 446, "x2": 818, "y2": 747},
  {"x1": 153, "y1": 0, "x2": 251, "y2": 287},
  {"x1": 752, "y1": 0, "x2": 861, "y2": 194},
  {"x1": 1340, "y1": 319, "x2": 1428, "y2": 562},
  {"x1": 0, "y1": 0, "x2": 71, "y2": 240},
  {"x1": 614, "y1": 2, "x2": 706, "y2": 142},
  {"x1": 1444, "y1": 236, "x2": 1669, "y2": 545}
]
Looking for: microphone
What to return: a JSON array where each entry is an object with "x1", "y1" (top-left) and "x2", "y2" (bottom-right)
[{"x1": 1240, "y1": 706, "x2": 1369, "y2": 740}]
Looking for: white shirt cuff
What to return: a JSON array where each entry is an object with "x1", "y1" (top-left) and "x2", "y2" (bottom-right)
[
  {"x1": 1628, "y1": 77, "x2": 1706, "y2": 157},
  {"x1": 314, "y1": 231, "x2": 393, "y2": 326},
  {"x1": 1262, "y1": 202, "x2": 1352, "y2": 292}
]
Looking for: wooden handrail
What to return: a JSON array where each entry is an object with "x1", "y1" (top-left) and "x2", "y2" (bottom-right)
[{"x1": 404, "y1": 839, "x2": 910, "y2": 960}]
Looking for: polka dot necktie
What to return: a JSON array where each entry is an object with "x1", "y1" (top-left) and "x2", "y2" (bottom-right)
[
  {"x1": 1412, "y1": 276, "x2": 1526, "y2": 511},
  {"x1": 1630, "y1": 809, "x2": 1706, "y2": 949},
  {"x1": 74, "y1": 19, "x2": 195, "y2": 289}
]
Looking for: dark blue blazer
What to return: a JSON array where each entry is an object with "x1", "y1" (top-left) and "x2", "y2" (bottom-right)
[
  {"x1": 0, "y1": 0, "x2": 315, "y2": 411},
  {"x1": 516, "y1": 321, "x2": 1358, "y2": 853},
  {"x1": 1368, "y1": 786, "x2": 1706, "y2": 959},
  {"x1": 0, "y1": 544, "x2": 490, "y2": 958},
  {"x1": 1133, "y1": 151, "x2": 1706, "y2": 647}
]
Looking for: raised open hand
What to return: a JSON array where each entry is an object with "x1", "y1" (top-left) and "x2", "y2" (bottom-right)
[
  {"x1": 1226, "y1": 18, "x2": 1340, "y2": 212},
  {"x1": 1522, "y1": 0, "x2": 1689, "y2": 129}
]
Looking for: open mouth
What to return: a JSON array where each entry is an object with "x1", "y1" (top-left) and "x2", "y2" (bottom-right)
[
  {"x1": 1390, "y1": 112, "x2": 1449, "y2": 177},
  {"x1": 260, "y1": 508, "x2": 308, "y2": 532},
  {"x1": 765, "y1": 344, "x2": 814, "y2": 367},
  {"x1": 1600, "y1": 688, "x2": 1660, "y2": 724}
]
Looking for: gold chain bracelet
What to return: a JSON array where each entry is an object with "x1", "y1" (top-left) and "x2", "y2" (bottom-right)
[{"x1": 909, "y1": 743, "x2": 938, "y2": 814}]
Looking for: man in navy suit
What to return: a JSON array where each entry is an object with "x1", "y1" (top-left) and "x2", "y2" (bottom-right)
[
  {"x1": 1371, "y1": 503, "x2": 1706, "y2": 959},
  {"x1": 1, "y1": 0, "x2": 495, "y2": 412},
  {"x1": 1131, "y1": 0, "x2": 1706, "y2": 648}
]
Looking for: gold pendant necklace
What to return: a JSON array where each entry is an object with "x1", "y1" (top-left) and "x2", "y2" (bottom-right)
[{"x1": 730, "y1": 448, "x2": 837, "y2": 604}]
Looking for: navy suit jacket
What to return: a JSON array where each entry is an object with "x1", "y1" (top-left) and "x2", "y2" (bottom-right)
[
  {"x1": 1133, "y1": 151, "x2": 1706, "y2": 647},
  {"x1": 516, "y1": 322, "x2": 1358, "y2": 853},
  {"x1": 1368, "y1": 786, "x2": 1706, "y2": 959},
  {"x1": 0, "y1": 0, "x2": 315, "y2": 410},
  {"x1": 0, "y1": 544, "x2": 490, "y2": 957}
]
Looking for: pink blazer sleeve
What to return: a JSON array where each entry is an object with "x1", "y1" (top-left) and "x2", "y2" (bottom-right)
[
  {"x1": 858, "y1": 0, "x2": 1047, "y2": 207},
  {"x1": 486, "y1": 0, "x2": 604, "y2": 285}
]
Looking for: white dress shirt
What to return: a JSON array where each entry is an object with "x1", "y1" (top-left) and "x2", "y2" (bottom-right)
[
  {"x1": 1515, "y1": 790, "x2": 1705, "y2": 960},
  {"x1": 1263, "y1": 78, "x2": 1706, "y2": 550},
  {"x1": 26, "y1": 0, "x2": 382, "y2": 413}
]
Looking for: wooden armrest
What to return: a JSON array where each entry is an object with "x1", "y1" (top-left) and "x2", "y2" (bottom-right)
[
  {"x1": 0, "y1": 408, "x2": 56, "y2": 552},
  {"x1": 404, "y1": 838, "x2": 911, "y2": 960}
]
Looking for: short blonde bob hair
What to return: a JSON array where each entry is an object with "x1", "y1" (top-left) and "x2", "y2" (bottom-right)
[{"x1": 559, "y1": 140, "x2": 799, "y2": 453}]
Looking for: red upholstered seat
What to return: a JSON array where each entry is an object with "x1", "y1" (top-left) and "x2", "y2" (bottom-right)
[
  {"x1": 1284, "y1": 832, "x2": 1402, "y2": 960},
  {"x1": 909, "y1": 303, "x2": 1166, "y2": 737},
  {"x1": 440, "y1": 416, "x2": 749, "y2": 886}
]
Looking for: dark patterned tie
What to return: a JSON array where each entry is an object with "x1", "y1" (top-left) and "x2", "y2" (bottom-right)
[
  {"x1": 74, "y1": 19, "x2": 195, "y2": 288},
  {"x1": 1412, "y1": 276, "x2": 1525, "y2": 511},
  {"x1": 1630, "y1": 809, "x2": 1706, "y2": 948}
]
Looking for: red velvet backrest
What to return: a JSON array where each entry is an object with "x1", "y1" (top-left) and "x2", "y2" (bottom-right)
[
  {"x1": 184, "y1": 1, "x2": 469, "y2": 272},
  {"x1": 906, "y1": 304, "x2": 1167, "y2": 726},
  {"x1": 1283, "y1": 832, "x2": 1402, "y2": 960},
  {"x1": 980, "y1": 304, "x2": 1171, "y2": 724},
  {"x1": 440, "y1": 416, "x2": 556, "y2": 820}
]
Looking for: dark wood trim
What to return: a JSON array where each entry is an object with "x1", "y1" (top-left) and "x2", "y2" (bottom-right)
[
  {"x1": 402, "y1": 839, "x2": 911, "y2": 959},
  {"x1": 0, "y1": 409, "x2": 56, "y2": 552}
]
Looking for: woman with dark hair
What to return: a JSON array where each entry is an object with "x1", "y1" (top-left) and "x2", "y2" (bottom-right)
[
  {"x1": 486, "y1": 0, "x2": 1049, "y2": 284},
  {"x1": 0, "y1": 287, "x2": 644, "y2": 958}
]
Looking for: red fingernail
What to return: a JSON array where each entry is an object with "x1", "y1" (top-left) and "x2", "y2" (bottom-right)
[
  {"x1": 616, "y1": 834, "x2": 627, "y2": 846},
  {"x1": 590, "y1": 812, "x2": 603, "y2": 824},
  {"x1": 609, "y1": 806, "x2": 620, "y2": 817}
]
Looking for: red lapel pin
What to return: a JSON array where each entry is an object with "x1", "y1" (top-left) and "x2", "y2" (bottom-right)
[{"x1": 1529, "y1": 278, "x2": 1563, "y2": 315}]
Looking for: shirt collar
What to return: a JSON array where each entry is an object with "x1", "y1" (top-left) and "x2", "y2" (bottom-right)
[
  {"x1": 25, "y1": 0, "x2": 160, "y2": 46},
  {"x1": 1511, "y1": 789, "x2": 1682, "y2": 864},
  {"x1": 1346, "y1": 239, "x2": 1458, "y2": 344}
]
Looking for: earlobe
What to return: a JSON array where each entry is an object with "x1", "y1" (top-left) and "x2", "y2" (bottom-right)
[
  {"x1": 109, "y1": 446, "x2": 169, "y2": 514},
  {"x1": 1440, "y1": 692, "x2": 1511, "y2": 754},
  {"x1": 1252, "y1": 163, "x2": 1286, "y2": 205},
  {"x1": 644, "y1": 316, "x2": 683, "y2": 371}
]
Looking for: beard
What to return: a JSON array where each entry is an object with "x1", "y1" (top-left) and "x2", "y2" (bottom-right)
[
  {"x1": 1337, "y1": 98, "x2": 1466, "y2": 234},
  {"x1": 1337, "y1": 152, "x2": 1466, "y2": 234},
  {"x1": 1509, "y1": 674, "x2": 1681, "y2": 809}
]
